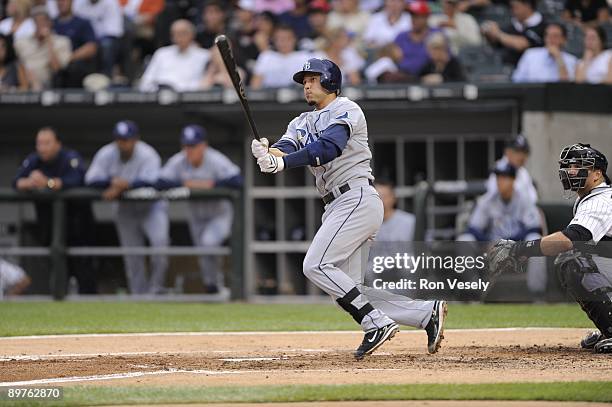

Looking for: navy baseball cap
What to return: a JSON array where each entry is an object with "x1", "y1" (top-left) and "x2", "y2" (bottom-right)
[
  {"x1": 180, "y1": 124, "x2": 207, "y2": 146},
  {"x1": 506, "y1": 134, "x2": 530, "y2": 153},
  {"x1": 113, "y1": 120, "x2": 139, "y2": 139},
  {"x1": 493, "y1": 163, "x2": 517, "y2": 178}
]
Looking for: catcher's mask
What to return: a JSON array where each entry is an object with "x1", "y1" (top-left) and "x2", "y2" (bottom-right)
[{"x1": 558, "y1": 143, "x2": 609, "y2": 195}]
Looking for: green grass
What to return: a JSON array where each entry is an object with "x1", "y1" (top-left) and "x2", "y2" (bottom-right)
[
  {"x1": 0, "y1": 302, "x2": 592, "y2": 337},
  {"x1": 5, "y1": 382, "x2": 612, "y2": 406}
]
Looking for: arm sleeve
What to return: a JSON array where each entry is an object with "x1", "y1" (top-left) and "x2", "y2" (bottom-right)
[
  {"x1": 283, "y1": 124, "x2": 350, "y2": 169},
  {"x1": 85, "y1": 149, "x2": 111, "y2": 188},
  {"x1": 212, "y1": 150, "x2": 242, "y2": 181},
  {"x1": 138, "y1": 50, "x2": 161, "y2": 92},
  {"x1": 512, "y1": 53, "x2": 529, "y2": 82},
  {"x1": 130, "y1": 149, "x2": 161, "y2": 188},
  {"x1": 60, "y1": 152, "x2": 85, "y2": 188},
  {"x1": 12, "y1": 154, "x2": 37, "y2": 189},
  {"x1": 156, "y1": 155, "x2": 182, "y2": 189},
  {"x1": 569, "y1": 197, "x2": 612, "y2": 243},
  {"x1": 562, "y1": 223, "x2": 593, "y2": 242},
  {"x1": 271, "y1": 116, "x2": 301, "y2": 154},
  {"x1": 215, "y1": 174, "x2": 244, "y2": 188}
]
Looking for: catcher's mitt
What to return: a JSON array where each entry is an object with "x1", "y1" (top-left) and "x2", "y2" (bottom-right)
[{"x1": 487, "y1": 239, "x2": 526, "y2": 278}]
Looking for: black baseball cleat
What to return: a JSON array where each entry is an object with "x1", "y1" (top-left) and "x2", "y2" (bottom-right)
[
  {"x1": 594, "y1": 338, "x2": 612, "y2": 354},
  {"x1": 354, "y1": 322, "x2": 399, "y2": 360},
  {"x1": 580, "y1": 330, "x2": 603, "y2": 349},
  {"x1": 425, "y1": 300, "x2": 447, "y2": 354}
]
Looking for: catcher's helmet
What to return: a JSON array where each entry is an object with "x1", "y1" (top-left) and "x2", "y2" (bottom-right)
[
  {"x1": 292, "y1": 58, "x2": 342, "y2": 94},
  {"x1": 558, "y1": 143, "x2": 609, "y2": 191}
]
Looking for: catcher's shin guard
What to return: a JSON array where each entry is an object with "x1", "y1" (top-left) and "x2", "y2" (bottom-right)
[{"x1": 556, "y1": 252, "x2": 612, "y2": 338}]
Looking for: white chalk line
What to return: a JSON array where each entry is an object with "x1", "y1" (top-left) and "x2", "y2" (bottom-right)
[
  {"x1": 0, "y1": 368, "x2": 404, "y2": 387},
  {"x1": 0, "y1": 327, "x2": 581, "y2": 341}
]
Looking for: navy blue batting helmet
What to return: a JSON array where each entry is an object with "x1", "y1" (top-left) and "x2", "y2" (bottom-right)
[{"x1": 292, "y1": 58, "x2": 342, "y2": 94}]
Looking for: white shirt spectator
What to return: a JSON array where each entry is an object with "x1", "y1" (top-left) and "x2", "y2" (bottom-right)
[
  {"x1": 15, "y1": 33, "x2": 72, "y2": 89},
  {"x1": 252, "y1": 49, "x2": 311, "y2": 88},
  {"x1": 0, "y1": 17, "x2": 35, "y2": 39},
  {"x1": 428, "y1": 12, "x2": 482, "y2": 54},
  {"x1": 139, "y1": 44, "x2": 210, "y2": 92},
  {"x1": 327, "y1": 9, "x2": 370, "y2": 39},
  {"x1": 486, "y1": 156, "x2": 538, "y2": 204},
  {"x1": 320, "y1": 47, "x2": 365, "y2": 84},
  {"x1": 360, "y1": 0, "x2": 384, "y2": 12},
  {"x1": 73, "y1": 0, "x2": 124, "y2": 38},
  {"x1": 581, "y1": 50, "x2": 612, "y2": 84},
  {"x1": 512, "y1": 47, "x2": 577, "y2": 82},
  {"x1": 363, "y1": 11, "x2": 411, "y2": 48}
]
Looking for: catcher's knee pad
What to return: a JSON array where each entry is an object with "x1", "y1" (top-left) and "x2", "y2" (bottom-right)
[
  {"x1": 555, "y1": 251, "x2": 612, "y2": 338},
  {"x1": 336, "y1": 287, "x2": 374, "y2": 324}
]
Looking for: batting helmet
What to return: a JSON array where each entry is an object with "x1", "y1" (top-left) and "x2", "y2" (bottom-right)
[
  {"x1": 292, "y1": 58, "x2": 342, "y2": 94},
  {"x1": 558, "y1": 143, "x2": 609, "y2": 191}
]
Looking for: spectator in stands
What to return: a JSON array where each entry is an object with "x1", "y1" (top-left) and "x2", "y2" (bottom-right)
[
  {"x1": 374, "y1": 179, "x2": 416, "y2": 242},
  {"x1": 0, "y1": 33, "x2": 27, "y2": 89},
  {"x1": 298, "y1": 0, "x2": 330, "y2": 52},
  {"x1": 429, "y1": 0, "x2": 482, "y2": 55},
  {"x1": 459, "y1": 163, "x2": 546, "y2": 296},
  {"x1": 250, "y1": 24, "x2": 310, "y2": 88},
  {"x1": 327, "y1": 0, "x2": 369, "y2": 48},
  {"x1": 119, "y1": 0, "x2": 164, "y2": 60},
  {"x1": 363, "y1": 0, "x2": 412, "y2": 49},
  {"x1": 419, "y1": 32, "x2": 466, "y2": 83},
  {"x1": 563, "y1": 0, "x2": 609, "y2": 28},
  {"x1": 138, "y1": 19, "x2": 210, "y2": 92},
  {"x1": 13, "y1": 126, "x2": 97, "y2": 293},
  {"x1": 392, "y1": 1, "x2": 439, "y2": 80},
  {"x1": 253, "y1": 11, "x2": 276, "y2": 53},
  {"x1": 53, "y1": 0, "x2": 97, "y2": 88},
  {"x1": 0, "y1": 258, "x2": 31, "y2": 296},
  {"x1": 85, "y1": 120, "x2": 168, "y2": 295},
  {"x1": 196, "y1": 0, "x2": 226, "y2": 49},
  {"x1": 73, "y1": 0, "x2": 124, "y2": 78},
  {"x1": 486, "y1": 134, "x2": 537, "y2": 204},
  {"x1": 278, "y1": 0, "x2": 311, "y2": 40},
  {"x1": 512, "y1": 22, "x2": 577, "y2": 82},
  {"x1": 15, "y1": 7, "x2": 71, "y2": 90},
  {"x1": 157, "y1": 124, "x2": 243, "y2": 294},
  {"x1": 481, "y1": 0, "x2": 546, "y2": 66},
  {"x1": 0, "y1": 0, "x2": 35, "y2": 40},
  {"x1": 201, "y1": 45, "x2": 246, "y2": 89},
  {"x1": 229, "y1": 0, "x2": 259, "y2": 80},
  {"x1": 575, "y1": 25, "x2": 612, "y2": 83},
  {"x1": 319, "y1": 27, "x2": 364, "y2": 85},
  {"x1": 364, "y1": 42, "x2": 402, "y2": 83}
]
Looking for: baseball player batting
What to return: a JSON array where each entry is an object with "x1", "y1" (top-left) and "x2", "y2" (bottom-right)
[
  {"x1": 251, "y1": 58, "x2": 447, "y2": 359},
  {"x1": 489, "y1": 143, "x2": 612, "y2": 353}
]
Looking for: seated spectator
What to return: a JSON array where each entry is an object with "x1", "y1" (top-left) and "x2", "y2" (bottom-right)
[
  {"x1": 374, "y1": 179, "x2": 416, "y2": 242},
  {"x1": 575, "y1": 25, "x2": 612, "y2": 84},
  {"x1": 363, "y1": 0, "x2": 412, "y2": 49},
  {"x1": 319, "y1": 27, "x2": 364, "y2": 85},
  {"x1": 481, "y1": 0, "x2": 546, "y2": 66},
  {"x1": 201, "y1": 45, "x2": 246, "y2": 89},
  {"x1": 0, "y1": 0, "x2": 35, "y2": 40},
  {"x1": 364, "y1": 43, "x2": 402, "y2": 83},
  {"x1": 563, "y1": 0, "x2": 609, "y2": 28},
  {"x1": 429, "y1": 0, "x2": 481, "y2": 55},
  {"x1": 138, "y1": 19, "x2": 210, "y2": 92},
  {"x1": 486, "y1": 134, "x2": 537, "y2": 204},
  {"x1": 196, "y1": 0, "x2": 226, "y2": 49},
  {"x1": 419, "y1": 32, "x2": 466, "y2": 84},
  {"x1": 15, "y1": 7, "x2": 71, "y2": 90},
  {"x1": 253, "y1": 11, "x2": 277, "y2": 53},
  {"x1": 392, "y1": 1, "x2": 440, "y2": 80},
  {"x1": 53, "y1": 0, "x2": 97, "y2": 88},
  {"x1": 250, "y1": 24, "x2": 310, "y2": 88},
  {"x1": 298, "y1": 0, "x2": 331, "y2": 52},
  {"x1": 119, "y1": 0, "x2": 164, "y2": 58},
  {"x1": 0, "y1": 33, "x2": 28, "y2": 90},
  {"x1": 73, "y1": 0, "x2": 124, "y2": 78},
  {"x1": 512, "y1": 22, "x2": 578, "y2": 83},
  {"x1": 0, "y1": 259, "x2": 31, "y2": 296},
  {"x1": 228, "y1": 0, "x2": 259, "y2": 79},
  {"x1": 326, "y1": 0, "x2": 370, "y2": 48},
  {"x1": 278, "y1": 0, "x2": 311, "y2": 40}
]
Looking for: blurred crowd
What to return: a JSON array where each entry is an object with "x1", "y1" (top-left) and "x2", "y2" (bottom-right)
[{"x1": 0, "y1": 0, "x2": 611, "y2": 92}]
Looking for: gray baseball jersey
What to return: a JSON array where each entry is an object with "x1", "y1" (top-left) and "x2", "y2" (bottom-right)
[
  {"x1": 85, "y1": 140, "x2": 168, "y2": 294},
  {"x1": 278, "y1": 96, "x2": 373, "y2": 196},
  {"x1": 486, "y1": 157, "x2": 538, "y2": 204},
  {"x1": 159, "y1": 147, "x2": 241, "y2": 288},
  {"x1": 376, "y1": 210, "x2": 416, "y2": 242}
]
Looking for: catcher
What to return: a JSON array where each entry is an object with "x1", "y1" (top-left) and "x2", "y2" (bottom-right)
[{"x1": 488, "y1": 143, "x2": 612, "y2": 354}]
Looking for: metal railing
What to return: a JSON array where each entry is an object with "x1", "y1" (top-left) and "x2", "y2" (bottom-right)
[{"x1": 0, "y1": 187, "x2": 244, "y2": 300}]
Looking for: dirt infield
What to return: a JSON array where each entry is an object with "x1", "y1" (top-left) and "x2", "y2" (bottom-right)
[{"x1": 1, "y1": 328, "x2": 611, "y2": 387}]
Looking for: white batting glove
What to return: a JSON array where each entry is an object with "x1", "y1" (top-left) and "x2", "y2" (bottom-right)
[
  {"x1": 251, "y1": 138, "x2": 269, "y2": 159},
  {"x1": 257, "y1": 153, "x2": 285, "y2": 174}
]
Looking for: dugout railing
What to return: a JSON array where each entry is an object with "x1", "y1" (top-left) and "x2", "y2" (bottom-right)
[{"x1": 0, "y1": 187, "x2": 244, "y2": 300}]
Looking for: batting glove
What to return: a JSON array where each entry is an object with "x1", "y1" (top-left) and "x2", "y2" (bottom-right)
[
  {"x1": 251, "y1": 138, "x2": 269, "y2": 159},
  {"x1": 257, "y1": 153, "x2": 285, "y2": 174}
]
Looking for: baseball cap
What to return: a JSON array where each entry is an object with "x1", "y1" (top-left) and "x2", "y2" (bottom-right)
[
  {"x1": 180, "y1": 125, "x2": 207, "y2": 146},
  {"x1": 113, "y1": 120, "x2": 139, "y2": 139},
  {"x1": 493, "y1": 162, "x2": 517, "y2": 178},
  {"x1": 309, "y1": 0, "x2": 331, "y2": 13},
  {"x1": 407, "y1": 1, "x2": 430, "y2": 15},
  {"x1": 506, "y1": 134, "x2": 530, "y2": 153}
]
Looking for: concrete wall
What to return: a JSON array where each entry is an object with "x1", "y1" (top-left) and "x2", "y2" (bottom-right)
[{"x1": 523, "y1": 111, "x2": 612, "y2": 203}]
